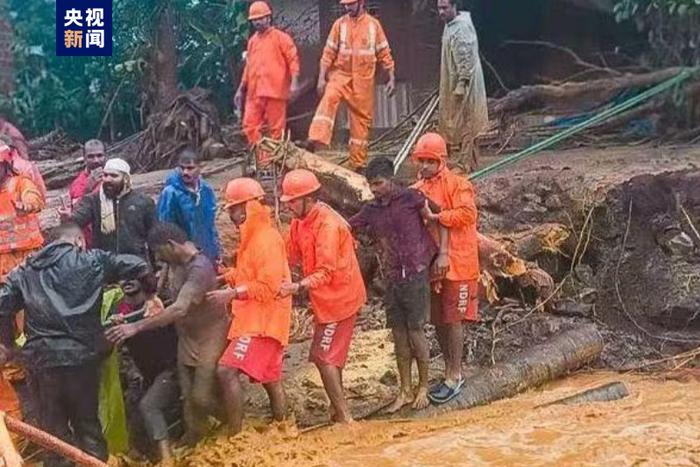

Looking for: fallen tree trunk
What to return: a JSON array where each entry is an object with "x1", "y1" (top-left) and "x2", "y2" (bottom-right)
[
  {"x1": 536, "y1": 381, "x2": 629, "y2": 408},
  {"x1": 491, "y1": 67, "x2": 692, "y2": 117},
  {"x1": 260, "y1": 139, "x2": 372, "y2": 216},
  {"x1": 36, "y1": 158, "x2": 83, "y2": 190},
  {"x1": 394, "y1": 324, "x2": 603, "y2": 418}
]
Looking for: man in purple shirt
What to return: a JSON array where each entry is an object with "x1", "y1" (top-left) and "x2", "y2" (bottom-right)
[{"x1": 350, "y1": 157, "x2": 444, "y2": 413}]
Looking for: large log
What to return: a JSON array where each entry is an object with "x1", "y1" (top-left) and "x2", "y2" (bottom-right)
[
  {"x1": 397, "y1": 324, "x2": 603, "y2": 418},
  {"x1": 259, "y1": 139, "x2": 372, "y2": 217},
  {"x1": 537, "y1": 381, "x2": 629, "y2": 408},
  {"x1": 490, "y1": 67, "x2": 692, "y2": 116}
]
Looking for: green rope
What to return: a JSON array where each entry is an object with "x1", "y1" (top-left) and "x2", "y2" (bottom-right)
[{"x1": 469, "y1": 69, "x2": 696, "y2": 181}]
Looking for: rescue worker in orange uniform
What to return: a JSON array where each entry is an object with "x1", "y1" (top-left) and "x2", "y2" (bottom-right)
[
  {"x1": 235, "y1": 1, "x2": 301, "y2": 171},
  {"x1": 0, "y1": 142, "x2": 44, "y2": 280},
  {"x1": 278, "y1": 169, "x2": 366, "y2": 424},
  {"x1": 0, "y1": 131, "x2": 47, "y2": 201},
  {"x1": 412, "y1": 132, "x2": 479, "y2": 405},
  {"x1": 305, "y1": 0, "x2": 396, "y2": 173},
  {"x1": 208, "y1": 178, "x2": 292, "y2": 435}
]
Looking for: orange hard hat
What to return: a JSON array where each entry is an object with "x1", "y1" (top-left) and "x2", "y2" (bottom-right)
[
  {"x1": 248, "y1": 1, "x2": 272, "y2": 20},
  {"x1": 412, "y1": 132, "x2": 448, "y2": 162},
  {"x1": 224, "y1": 177, "x2": 265, "y2": 207},
  {"x1": 280, "y1": 169, "x2": 321, "y2": 202},
  {"x1": 340, "y1": 0, "x2": 359, "y2": 4}
]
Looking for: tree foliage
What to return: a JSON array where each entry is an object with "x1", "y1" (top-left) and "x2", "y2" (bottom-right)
[
  {"x1": 614, "y1": 0, "x2": 700, "y2": 66},
  {"x1": 0, "y1": 0, "x2": 248, "y2": 140}
]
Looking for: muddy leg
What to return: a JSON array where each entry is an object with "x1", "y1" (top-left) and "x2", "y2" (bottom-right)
[
  {"x1": 435, "y1": 325, "x2": 450, "y2": 375},
  {"x1": 408, "y1": 329, "x2": 430, "y2": 410},
  {"x1": 262, "y1": 381, "x2": 287, "y2": 422},
  {"x1": 317, "y1": 364, "x2": 353, "y2": 423},
  {"x1": 445, "y1": 323, "x2": 464, "y2": 384},
  {"x1": 386, "y1": 325, "x2": 414, "y2": 413},
  {"x1": 216, "y1": 366, "x2": 244, "y2": 435},
  {"x1": 158, "y1": 440, "x2": 173, "y2": 462}
]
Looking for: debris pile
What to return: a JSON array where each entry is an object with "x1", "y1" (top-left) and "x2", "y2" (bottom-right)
[{"x1": 134, "y1": 88, "x2": 231, "y2": 172}]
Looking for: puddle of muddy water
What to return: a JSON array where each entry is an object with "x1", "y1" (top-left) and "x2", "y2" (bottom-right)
[
  {"x1": 329, "y1": 372, "x2": 700, "y2": 467},
  {"x1": 181, "y1": 371, "x2": 700, "y2": 467}
]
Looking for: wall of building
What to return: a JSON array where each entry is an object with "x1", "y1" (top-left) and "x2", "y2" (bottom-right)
[{"x1": 0, "y1": 0, "x2": 14, "y2": 95}]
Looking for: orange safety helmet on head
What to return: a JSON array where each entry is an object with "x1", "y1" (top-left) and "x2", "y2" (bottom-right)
[
  {"x1": 248, "y1": 1, "x2": 272, "y2": 20},
  {"x1": 224, "y1": 177, "x2": 265, "y2": 208},
  {"x1": 412, "y1": 132, "x2": 448, "y2": 162},
  {"x1": 280, "y1": 169, "x2": 321, "y2": 202},
  {"x1": 340, "y1": 0, "x2": 359, "y2": 4}
]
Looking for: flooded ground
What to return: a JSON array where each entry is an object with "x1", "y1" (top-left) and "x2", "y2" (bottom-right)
[{"x1": 182, "y1": 370, "x2": 700, "y2": 466}]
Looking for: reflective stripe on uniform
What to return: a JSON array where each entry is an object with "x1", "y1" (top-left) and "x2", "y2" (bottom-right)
[
  {"x1": 349, "y1": 138, "x2": 368, "y2": 147},
  {"x1": 339, "y1": 22, "x2": 349, "y2": 55},
  {"x1": 367, "y1": 22, "x2": 376, "y2": 51},
  {"x1": 337, "y1": 18, "x2": 379, "y2": 57},
  {"x1": 313, "y1": 115, "x2": 335, "y2": 125}
]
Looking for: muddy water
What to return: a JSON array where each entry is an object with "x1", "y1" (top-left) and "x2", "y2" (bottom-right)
[{"x1": 182, "y1": 371, "x2": 700, "y2": 466}]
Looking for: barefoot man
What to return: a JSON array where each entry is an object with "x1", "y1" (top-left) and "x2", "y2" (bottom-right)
[{"x1": 350, "y1": 157, "x2": 441, "y2": 412}]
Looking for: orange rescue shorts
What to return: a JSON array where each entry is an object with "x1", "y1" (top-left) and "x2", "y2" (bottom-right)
[
  {"x1": 309, "y1": 313, "x2": 358, "y2": 369},
  {"x1": 219, "y1": 336, "x2": 284, "y2": 384},
  {"x1": 431, "y1": 279, "x2": 480, "y2": 325}
]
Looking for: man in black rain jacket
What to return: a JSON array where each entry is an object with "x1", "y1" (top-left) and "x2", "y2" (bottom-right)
[{"x1": 0, "y1": 223, "x2": 153, "y2": 466}]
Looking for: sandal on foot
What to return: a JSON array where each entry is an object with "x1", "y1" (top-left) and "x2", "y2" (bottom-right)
[{"x1": 428, "y1": 378, "x2": 464, "y2": 405}]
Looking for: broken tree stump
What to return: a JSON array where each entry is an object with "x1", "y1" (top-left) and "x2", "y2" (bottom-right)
[
  {"x1": 536, "y1": 381, "x2": 630, "y2": 408},
  {"x1": 393, "y1": 323, "x2": 603, "y2": 418}
]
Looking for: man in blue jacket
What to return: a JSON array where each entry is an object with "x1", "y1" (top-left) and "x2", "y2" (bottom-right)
[{"x1": 156, "y1": 148, "x2": 221, "y2": 263}]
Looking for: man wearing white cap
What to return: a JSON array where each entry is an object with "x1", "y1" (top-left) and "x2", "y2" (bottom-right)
[{"x1": 71, "y1": 158, "x2": 157, "y2": 259}]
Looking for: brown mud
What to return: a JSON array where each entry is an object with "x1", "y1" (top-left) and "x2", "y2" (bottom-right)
[{"x1": 178, "y1": 371, "x2": 700, "y2": 466}]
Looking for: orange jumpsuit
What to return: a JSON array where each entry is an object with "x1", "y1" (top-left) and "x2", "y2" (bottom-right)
[
  {"x1": 224, "y1": 200, "x2": 292, "y2": 346},
  {"x1": 241, "y1": 27, "x2": 300, "y2": 166},
  {"x1": 287, "y1": 202, "x2": 366, "y2": 324},
  {"x1": 309, "y1": 12, "x2": 395, "y2": 170}
]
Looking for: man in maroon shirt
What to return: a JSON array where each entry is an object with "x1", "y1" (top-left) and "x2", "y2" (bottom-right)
[
  {"x1": 61, "y1": 140, "x2": 106, "y2": 247},
  {"x1": 69, "y1": 140, "x2": 106, "y2": 206},
  {"x1": 350, "y1": 157, "x2": 447, "y2": 413}
]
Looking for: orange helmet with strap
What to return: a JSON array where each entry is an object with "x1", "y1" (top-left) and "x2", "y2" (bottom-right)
[
  {"x1": 412, "y1": 132, "x2": 448, "y2": 162},
  {"x1": 248, "y1": 1, "x2": 272, "y2": 20},
  {"x1": 280, "y1": 169, "x2": 321, "y2": 202},
  {"x1": 224, "y1": 178, "x2": 265, "y2": 208}
]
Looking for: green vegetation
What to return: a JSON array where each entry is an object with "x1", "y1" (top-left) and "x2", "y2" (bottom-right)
[
  {"x1": 0, "y1": 0, "x2": 248, "y2": 140},
  {"x1": 614, "y1": 0, "x2": 700, "y2": 67}
]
